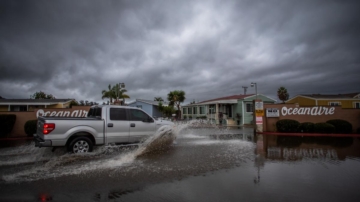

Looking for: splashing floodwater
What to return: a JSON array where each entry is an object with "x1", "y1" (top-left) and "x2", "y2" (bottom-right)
[
  {"x1": 1, "y1": 120, "x2": 252, "y2": 183},
  {"x1": 1, "y1": 124, "x2": 186, "y2": 183}
]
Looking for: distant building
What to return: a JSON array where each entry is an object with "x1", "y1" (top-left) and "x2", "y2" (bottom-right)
[
  {"x1": 285, "y1": 93, "x2": 360, "y2": 109},
  {"x1": 0, "y1": 99, "x2": 75, "y2": 111},
  {"x1": 128, "y1": 99, "x2": 168, "y2": 117},
  {"x1": 181, "y1": 94, "x2": 276, "y2": 126}
]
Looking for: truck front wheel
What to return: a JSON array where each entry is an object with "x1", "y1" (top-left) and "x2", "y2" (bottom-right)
[{"x1": 68, "y1": 137, "x2": 93, "y2": 153}]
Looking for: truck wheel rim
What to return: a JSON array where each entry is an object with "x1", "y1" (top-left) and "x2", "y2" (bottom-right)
[{"x1": 73, "y1": 140, "x2": 89, "y2": 153}]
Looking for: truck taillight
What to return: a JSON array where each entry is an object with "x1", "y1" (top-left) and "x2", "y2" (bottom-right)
[{"x1": 43, "y1": 123, "x2": 55, "y2": 135}]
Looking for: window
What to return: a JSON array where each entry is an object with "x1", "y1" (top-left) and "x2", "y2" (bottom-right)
[
  {"x1": 188, "y1": 108, "x2": 192, "y2": 114},
  {"x1": 88, "y1": 107, "x2": 102, "y2": 117},
  {"x1": 136, "y1": 105, "x2": 142, "y2": 109},
  {"x1": 209, "y1": 105, "x2": 216, "y2": 114},
  {"x1": 110, "y1": 108, "x2": 127, "y2": 120},
  {"x1": 329, "y1": 102, "x2": 341, "y2": 106},
  {"x1": 246, "y1": 103, "x2": 253, "y2": 113},
  {"x1": 183, "y1": 108, "x2": 187, "y2": 114},
  {"x1": 10, "y1": 105, "x2": 27, "y2": 111},
  {"x1": 199, "y1": 106, "x2": 205, "y2": 114},
  {"x1": 354, "y1": 102, "x2": 360, "y2": 109},
  {"x1": 193, "y1": 107, "x2": 197, "y2": 114},
  {"x1": 129, "y1": 109, "x2": 152, "y2": 122}
]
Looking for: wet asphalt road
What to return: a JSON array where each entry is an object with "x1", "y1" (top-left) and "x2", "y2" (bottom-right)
[
  {"x1": 1, "y1": 127, "x2": 360, "y2": 202},
  {"x1": 0, "y1": 127, "x2": 257, "y2": 201}
]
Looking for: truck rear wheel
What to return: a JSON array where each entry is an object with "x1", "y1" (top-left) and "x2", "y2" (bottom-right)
[{"x1": 68, "y1": 137, "x2": 93, "y2": 153}]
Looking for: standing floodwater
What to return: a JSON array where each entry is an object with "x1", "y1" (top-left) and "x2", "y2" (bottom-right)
[{"x1": 0, "y1": 122, "x2": 360, "y2": 202}]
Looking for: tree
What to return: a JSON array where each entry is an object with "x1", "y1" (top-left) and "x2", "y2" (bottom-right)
[
  {"x1": 112, "y1": 84, "x2": 130, "y2": 105},
  {"x1": 167, "y1": 90, "x2": 186, "y2": 119},
  {"x1": 31, "y1": 91, "x2": 55, "y2": 99},
  {"x1": 69, "y1": 100, "x2": 79, "y2": 108},
  {"x1": 101, "y1": 84, "x2": 130, "y2": 105},
  {"x1": 154, "y1": 97, "x2": 164, "y2": 102},
  {"x1": 158, "y1": 102, "x2": 176, "y2": 117},
  {"x1": 102, "y1": 84, "x2": 115, "y2": 104},
  {"x1": 277, "y1": 87, "x2": 289, "y2": 103}
]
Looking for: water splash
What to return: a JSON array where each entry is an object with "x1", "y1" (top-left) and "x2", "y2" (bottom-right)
[
  {"x1": 1, "y1": 124, "x2": 184, "y2": 182},
  {"x1": 1, "y1": 120, "x2": 246, "y2": 183}
]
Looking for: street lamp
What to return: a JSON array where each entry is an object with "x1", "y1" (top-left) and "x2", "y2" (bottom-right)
[{"x1": 251, "y1": 82, "x2": 257, "y2": 100}]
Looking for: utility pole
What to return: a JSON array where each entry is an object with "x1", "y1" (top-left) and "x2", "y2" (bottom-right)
[{"x1": 242, "y1": 86, "x2": 248, "y2": 95}]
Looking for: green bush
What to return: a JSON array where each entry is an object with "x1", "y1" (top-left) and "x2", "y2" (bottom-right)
[
  {"x1": 298, "y1": 122, "x2": 315, "y2": 133},
  {"x1": 276, "y1": 119, "x2": 300, "y2": 133},
  {"x1": 24, "y1": 120, "x2": 37, "y2": 137},
  {"x1": 314, "y1": 122, "x2": 335, "y2": 134},
  {"x1": 0, "y1": 114, "x2": 16, "y2": 138},
  {"x1": 183, "y1": 115, "x2": 187, "y2": 119},
  {"x1": 326, "y1": 119, "x2": 352, "y2": 134}
]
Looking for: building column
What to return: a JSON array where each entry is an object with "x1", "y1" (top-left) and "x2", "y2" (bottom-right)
[{"x1": 216, "y1": 103, "x2": 219, "y2": 124}]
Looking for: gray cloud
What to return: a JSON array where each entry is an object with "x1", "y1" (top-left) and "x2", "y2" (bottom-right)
[{"x1": 0, "y1": 0, "x2": 359, "y2": 104}]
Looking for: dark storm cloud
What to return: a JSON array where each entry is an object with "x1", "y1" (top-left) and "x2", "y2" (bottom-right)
[{"x1": 0, "y1": 0, "x2": 359, "y2": 103}]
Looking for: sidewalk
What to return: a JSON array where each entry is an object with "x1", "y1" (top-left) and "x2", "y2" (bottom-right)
[{"x1": 258, "y1": 131, "x2": 360, "y2": 137}]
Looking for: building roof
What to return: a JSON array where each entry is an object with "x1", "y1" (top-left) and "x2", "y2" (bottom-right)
[
  {"x1": 183, "y1": 94, "x2": 255, "y2": 106},
  {"x1": 299, "y1": 93, "x2": 360, "y2": 99},
  {"x1": 128, "y1": 99, "x2": 169, "y2": 106},
  {"x1": 0, "y1": 99, "x2": 74, "y2": 105},
  {"x1": 196, "y1": 94, "x2": 255, "y2": 104}
]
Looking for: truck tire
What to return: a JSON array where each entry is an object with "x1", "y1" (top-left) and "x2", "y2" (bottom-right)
[{"x1": 68, "y1": 136, "x2": 93, "y2": 153}]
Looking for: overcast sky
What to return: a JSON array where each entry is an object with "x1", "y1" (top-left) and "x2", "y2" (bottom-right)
[{"x1": 1, "y1": 0, "x2": 359, "y2": 104}]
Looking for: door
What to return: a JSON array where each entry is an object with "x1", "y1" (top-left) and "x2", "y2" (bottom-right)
[
  {"x1": 128, "y1": 108, "x2": 156, "y2": 142},
  {"x1": 106, "y1": 108, "x2": 130, "y2": 144}
]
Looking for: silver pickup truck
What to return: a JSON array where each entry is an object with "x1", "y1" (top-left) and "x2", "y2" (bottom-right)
[{"x1": 34, "y1": 105, "x2": 174, "y2": 153}]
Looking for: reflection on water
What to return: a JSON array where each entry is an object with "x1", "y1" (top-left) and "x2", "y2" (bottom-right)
[
  {"x1": 257, "y1": 135, "x2": 360, "y2": 161},
  {"x1": 0, "y1": 124, "x2": 360, "y2": 202}
]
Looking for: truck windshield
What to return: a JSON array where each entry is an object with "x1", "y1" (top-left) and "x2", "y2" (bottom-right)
[{"x1": 87, "y1": 107, "x2": 102, "y2": 118}]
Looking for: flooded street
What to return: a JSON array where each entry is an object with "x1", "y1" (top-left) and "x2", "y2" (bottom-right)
[{"x1": 1, "y1": 125, "x2": 360, "y2": 202}]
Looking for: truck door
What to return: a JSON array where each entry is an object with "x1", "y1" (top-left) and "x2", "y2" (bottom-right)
[
  {"x1": 106, "y1": 108, "x2": 130, "y2": 144},
  {"x1": 128, "y1": 108, "x2": 156, "y2": 143}
]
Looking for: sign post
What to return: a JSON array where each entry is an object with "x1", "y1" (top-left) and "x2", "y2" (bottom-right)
[{"x1": 254, "y1": 100, "x2": 264, "y2": 132}]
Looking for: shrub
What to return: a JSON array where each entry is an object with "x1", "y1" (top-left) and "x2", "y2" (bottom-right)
[
  {"x1": 298, "y1": 122, "x2": 315, "y2": 133},
  {"x1": 0, "y1": 114, "x2": 16, "y2": 138},
  {"x1": 326, "y1": 119, "x2": 352, "y2": 134},
  {"x1": 314, "y1": 122, "x2": 335, "y2": 134},
  {"x1": 276, "y1": 119, "x2": 300, "y2": 133},
  {"x1": 24, "y1": 120, "x2": 38, "y2": 137},
  {"x1": 183, "y1": 115, "x2": 187, "y2": 119}
]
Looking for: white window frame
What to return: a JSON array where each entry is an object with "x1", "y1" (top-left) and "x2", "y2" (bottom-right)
[
  {"x1": 246, "y1": 103, "x2": 253, "y2": 113},
  {"x1": 188, "y1": 108, "x2": 192, "y2": 114},
  {"x1": 328, "y1": 102, "x2": 341, "y2": 106},
  {"x1": 199, "y1": 106, "x2": 205, "y2": 114},
  {"x1": 183, "y1": 108, "x2": 187, "y2": 115}
]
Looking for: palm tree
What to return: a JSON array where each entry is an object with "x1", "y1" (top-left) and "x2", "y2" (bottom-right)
[
  {"x1": 277, "y1": 86, "x2": 289, "y2": 103},
  {"x1": 101, "y1": 84, "x2": 114, "y2": 104},
  {"x1": 167, "y1": 90, "x2": 186, "y2": 119},
  {"x1": 154, "y1": 97, "x2": 164, "y2": 102},
  {"x1": 112, "y1": 84, "x2": 130, "y2": 105}
]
